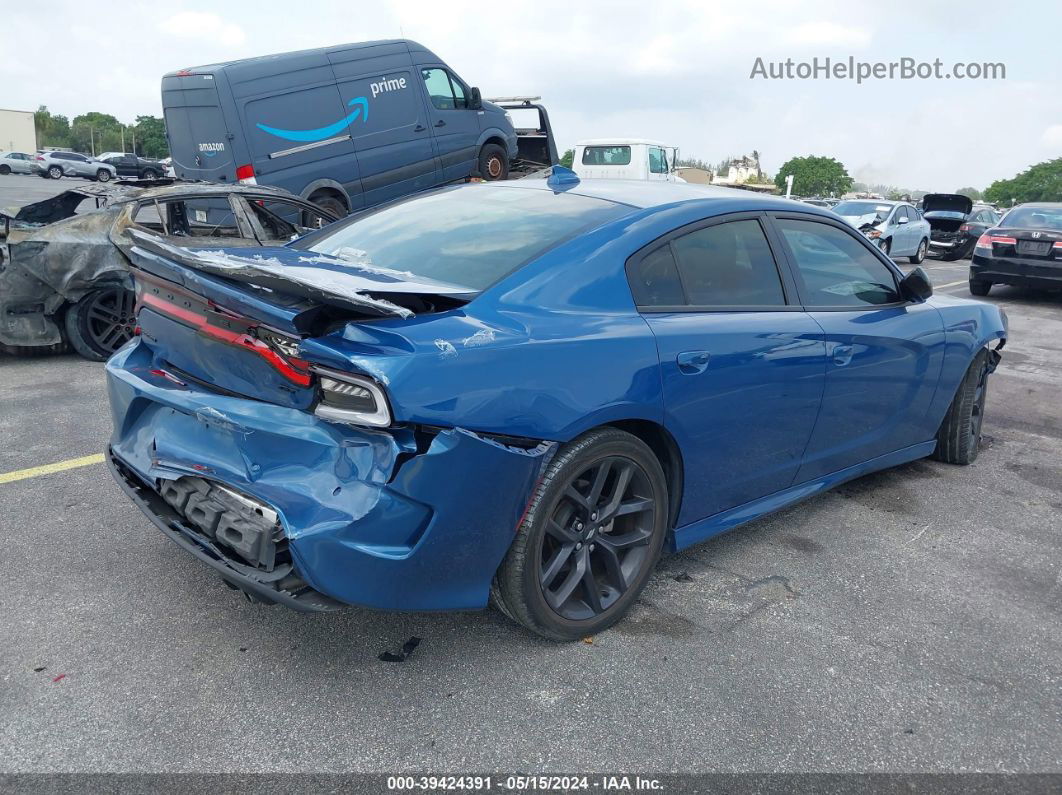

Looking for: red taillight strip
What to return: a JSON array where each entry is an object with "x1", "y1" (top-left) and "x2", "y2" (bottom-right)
[
  {"x1": 976, "y1": 234, "x2": 1017, "y2": 248},
  {"x1": 140, "y1": 292, "x2": 311, "y2": 387}
]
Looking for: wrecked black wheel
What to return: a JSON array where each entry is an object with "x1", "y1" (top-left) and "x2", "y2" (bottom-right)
[
  {"x1": 47, "y1": 165, "x2": 63, "y2": 179},
  {"x1": 478, "y1": 143, "x2": 508, "y2": 181},
  {"x1": 492, "y1": 428, "x2": 667, "y2": 641},
  {"x1": 969, "y1": 279, "x2": 992, "y2": 296},
  {"x1": 64, "y1": 288, "x2": 137, "y2": 361},
  {"x1": 932, "y1": 350, "x2": 990, "y2": 465}
]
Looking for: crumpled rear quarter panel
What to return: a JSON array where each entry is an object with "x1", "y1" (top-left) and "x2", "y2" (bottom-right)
[{"x1": 107, "y1": 339, "x2": 555, "y2": 610}]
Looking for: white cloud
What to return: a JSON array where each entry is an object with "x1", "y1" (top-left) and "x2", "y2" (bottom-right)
[
  {"x1": 781, "y1": 21, "x2": 872, "y2": 48},
  {"x1": 160, "y1": 11, "x2": 246, "y2": 46}
]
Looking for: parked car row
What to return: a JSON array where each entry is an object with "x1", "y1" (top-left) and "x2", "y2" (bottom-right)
[{"x1": 0, "y1": 149, "x2": 168, "y2": 182}]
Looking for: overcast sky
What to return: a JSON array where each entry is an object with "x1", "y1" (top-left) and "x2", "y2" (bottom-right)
[{"x1": 4, "y1": 0, "x2": 1058, "y2": 191}]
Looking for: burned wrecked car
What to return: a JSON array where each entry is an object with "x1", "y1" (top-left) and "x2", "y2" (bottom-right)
[
  {"x1": 0, "y1": 182, "x2": 336, "y2": 359},
  {"x1": 924, "y1": 193, "x2": 1001, "y2": 261},
  {"x1": 106, "y1": 176, "x2": 1006, "y2": 640}
]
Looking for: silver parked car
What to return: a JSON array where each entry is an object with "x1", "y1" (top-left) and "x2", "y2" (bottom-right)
[
  {"x1": 0, "y1": 151, "x2": 38, "y2": 175},
  {"x1": 35, "y1": 151, "x2": 117, "y2": 182},
  {"x1": 832, "y1": 199, "x2": 931, "y2": 264}
]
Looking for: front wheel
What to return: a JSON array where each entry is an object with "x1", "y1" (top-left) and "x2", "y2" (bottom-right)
[
  {"x1": 491, "y1": 428, "x2": 668, "y2": 641},
  {"x1": 478, "y1": 143, "x2": 508, "y2": 181},
  {"x1": 96, "y1": 169, "x2": 112, "y2": 182},
  {"x1": 909, "y1": 238, "x2": 927, "y2": 264},
  {"x1": 47, "y1": 165, "x2": 63, "y2": 179},
  {"x1": 141, "y1": 169, "x2": 159, "y2": 180},
  {"x1": 877, "y1": 238, "x2": 891, "y2": 257},
  {"x1": 969, "y1": 279, "x2": 992, "y2": 296},
  {"x1": 932, "y1": 350, "x2": 990, "y2": 465},
  {"x1": 63, "y1": 288, "x2": 137, "y2": 361}
]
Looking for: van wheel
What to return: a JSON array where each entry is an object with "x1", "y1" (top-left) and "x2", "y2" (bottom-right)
[
  {"x1": 64, "y1": 288, "x2": 136, "y2": 361},
  {"x1": 491, "y1": 428, "x2": 668, "y2": 641},
  {"x1": 478, "y1": 143, "x2": 508, "y2": 181},
  {"x1": 309, "y1": 192, "x2": 347, "y2": 218}
]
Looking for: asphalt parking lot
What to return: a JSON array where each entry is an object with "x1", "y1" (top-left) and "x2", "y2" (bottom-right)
[{"x1": 1, "y1": 175, "x2": 1060, "y2": 773}]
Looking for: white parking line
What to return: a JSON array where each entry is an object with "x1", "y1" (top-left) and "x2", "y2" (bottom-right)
[{"x1": 935, "y1": 280, "x2": 969, "y2": 290}]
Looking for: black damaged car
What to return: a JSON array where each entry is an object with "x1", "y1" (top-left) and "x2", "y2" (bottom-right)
[
  {"x1": 924, "y1": 193, "x2": 1001, "y2": 261},
  {"x1": 0, "y1": 182, "x2": 336, "y2": 360},
  {"x1": 969, "y1": 202, "x2": 1062, "y2": 295}
]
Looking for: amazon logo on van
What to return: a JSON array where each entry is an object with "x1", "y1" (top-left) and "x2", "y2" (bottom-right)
[
  {"x1": 256, "y1": 96, "x2": 371, "y2": 143},
  {"x1": 198, "y1": 142, "x2": 225, "y2": 158}
]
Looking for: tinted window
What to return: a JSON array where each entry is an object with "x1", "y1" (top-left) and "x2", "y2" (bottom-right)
[
  {"x1": 422, "y1": 68, "x2": 456, "y2": 110},
  {"x1": 628, "y1": 244, "x2": 684, "y2": 307},
  {"x1": 648, "y1": 147, "x2": 667, "y2": 174},
  {"x1": 670, "y1": 219, "x2": 785, "y2": 307},
  {"x1": 776, "y1": 218, "x2": 900, "y2": 307},
  {"x1": 581, "y1": 146, "x2": 631, "y2": 166},
  {"x1": 999, "y1": 206, "x2": 1062, "y2": 230},
  {"x1": 295, "y1": 185, "x2": 627, "y2": 292}
]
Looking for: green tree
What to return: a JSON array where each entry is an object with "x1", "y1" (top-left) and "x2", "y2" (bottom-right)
[
  {"x1": 133, "y1": 116, "x2": 169, "y2": 158},
  {"x1": 955, "y1": 186, "x2": 983, "y2": 200},
  {"x1": 984, "y1": 158, "x2": 1062, "y2": 204},
  {"x1": 559, "y1": 148, "x2": 574, "y2": 168},
  {"x1": 774, "y1": 155, "x2": 853, "y2": 196},
  {"x1": 70, "y1": 111, "x2": 123, "y2": 156},
  {"x1": 34, "y1": 106, "x2": 71, "y2": 149}
]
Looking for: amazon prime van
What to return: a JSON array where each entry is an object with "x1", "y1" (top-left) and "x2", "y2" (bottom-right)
[{"x1": 162, "y1": 39, "x2": 520, "y2": 215}]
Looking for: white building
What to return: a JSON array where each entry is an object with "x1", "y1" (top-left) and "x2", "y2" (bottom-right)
[{"x1": 0, "y1": 108, "x2": 37, "y2": 154}]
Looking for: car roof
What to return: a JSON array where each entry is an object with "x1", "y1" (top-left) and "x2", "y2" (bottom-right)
[
  {"x1": 576, "y1": 138, "x2": 670, "y2": 147},
  {"x1": 500, "y1": 177, "x2": 809, "y2": 213},
  {"x1": 1012, "y1": 202, "x2": 1062, "y2": 208}
]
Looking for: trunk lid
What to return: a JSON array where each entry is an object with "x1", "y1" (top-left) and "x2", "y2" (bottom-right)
[
  {"x1": 162, "y1": 72, "x2": 237, "y2": 182},
  {"x1": 126, "y1": 231, "x2": 469, "y2": 407},
  {"x1": 922, "y1": 193, "x2": 974, "y2": 216}
]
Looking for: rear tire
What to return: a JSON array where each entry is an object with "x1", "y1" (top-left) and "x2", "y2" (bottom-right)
[
  {"x1": 63, "y1": 288, "x2": 136, "y2": 361},
  {"x1": 478, "y1": 143, "x2": 508, "y2": 181},
  {"x1": 878, "y1": 238, "x2": 891, "y2": 257},
  {"x1": 0, "y1": 164, "x2": 10, "y2": 175},
  {"x1": 141, "y1": 169, "x2": 159, "y2": 180},
  {"x1": 969, "y1": 279, "x2": 991, "y2": 296},
  {"x1": 308, "y1": 192, "x2": 347, "y2": 218},
  {"x1": 932, "y1": 350, "x2": 990, "y2": 465},
  {"x1": 491, "y1": 428, "x2": 668, "y2": 641},
  {"x1": 909, "y1": 238, "x2": 927, "y2": 264}
]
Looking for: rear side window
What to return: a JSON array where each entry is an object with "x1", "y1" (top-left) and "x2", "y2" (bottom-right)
[
  {"x1": 134, "y1": 197, "x2": 243, "y2": 238},
  {"x1": 628, "y1": 219, "x2": 786, "y2": 308},
  {"x1": 581, "y1": 146, "x2": 631, "y2": 166},
  {"x1": 775, "y1": 218, "x2": 900, "y2": 307}
]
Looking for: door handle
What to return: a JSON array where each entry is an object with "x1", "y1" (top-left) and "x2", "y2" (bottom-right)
[
  {"x1": 434, "y1": 119, "x2": 446, "y2": 127},
  {"x1": 414, "y1": 124, "x2": 426, "y2": 132},
  {"x1": 677, "y1": 350, "x2": 711, "y2": 374},
  {"x1": 832, "y1": 344, "x2": 854, "y2": 366}
]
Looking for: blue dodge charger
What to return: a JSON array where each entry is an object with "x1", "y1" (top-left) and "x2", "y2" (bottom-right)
[{"x1": 105, "y1": 171, "x2": 1007, "y2": 640}]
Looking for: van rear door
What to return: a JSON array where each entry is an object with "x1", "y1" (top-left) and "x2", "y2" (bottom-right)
[{"x1": 163, "y1": 73, "x2": 238, "y2": 182}]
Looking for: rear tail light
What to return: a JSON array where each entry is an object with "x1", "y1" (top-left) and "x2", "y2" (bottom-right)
[
  {"x1": 1053, "y1": 242, "x2": 1062, "y2": 249},
  {"x1": 959, "y1": 224, "x2": 971, "y2": 233},
  {"x1": 312, "y1": 367, "x2": 392, "y2": 427},
  {"x1": 975, "y1": 233, "x2": 1016, "y2": 251},
  {"x1": 36, "y1": 154, "x2": 44, "y2": 161},
  {"x1": 235, "y1": 163, "x2": 256, "y2": 184}
]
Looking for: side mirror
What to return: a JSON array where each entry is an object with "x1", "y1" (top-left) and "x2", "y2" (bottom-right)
[
  {"x1": 469, "y1": 86, "x2": 483, "y2": 110},
  {"x1": 897, "y1": 216, "x2": 909, "y2": 224},
  {"x1": 900, "y1": 266, "x2": 933, "y2": 302}
]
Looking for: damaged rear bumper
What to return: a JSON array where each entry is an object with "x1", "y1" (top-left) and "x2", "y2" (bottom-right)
[{"x1": 106, "y1": 338, "x2": 556, "y2": 611}]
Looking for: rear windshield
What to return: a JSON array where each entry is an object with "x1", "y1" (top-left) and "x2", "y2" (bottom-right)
[
  {"x1": 833, "y1": 201, "x2": 892, "y2": 217},
  {"x1": 999, "y1": 206, "x2": 1062, "y2": 230},
  {"x1": 581, "y1": 146, "x2": 632, "y2": 166},
  {"x1": 291, "y1": 185, "x2": 627, "y2": 291}
]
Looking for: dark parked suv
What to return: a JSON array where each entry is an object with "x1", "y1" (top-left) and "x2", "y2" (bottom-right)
[{"x1": 99, "y1": 153, "x2": 164, "y2": 180}]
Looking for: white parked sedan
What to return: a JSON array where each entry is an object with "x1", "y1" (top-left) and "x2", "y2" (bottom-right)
[
  {"x1": 832, "y1": 200, "x2": 931, "y2": 264},
  {"x1": 0, "y1": 151, "x2": 38, "y2": 175}
]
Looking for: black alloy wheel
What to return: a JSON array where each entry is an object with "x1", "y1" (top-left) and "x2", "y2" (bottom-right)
[{"x1": 64, "y1": 288, "x2": 137, "y2": 361}]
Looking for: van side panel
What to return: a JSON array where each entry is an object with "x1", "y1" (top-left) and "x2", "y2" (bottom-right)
[
  {"x1": 226, "y1": 50, "x2": 363, "y2": 211},
  {"x1": 163, "y1": 73, "x2": 247, "y2": 183},
  {"x1": 328, "y1": 42, "x2": 438, "y2": 207}
]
